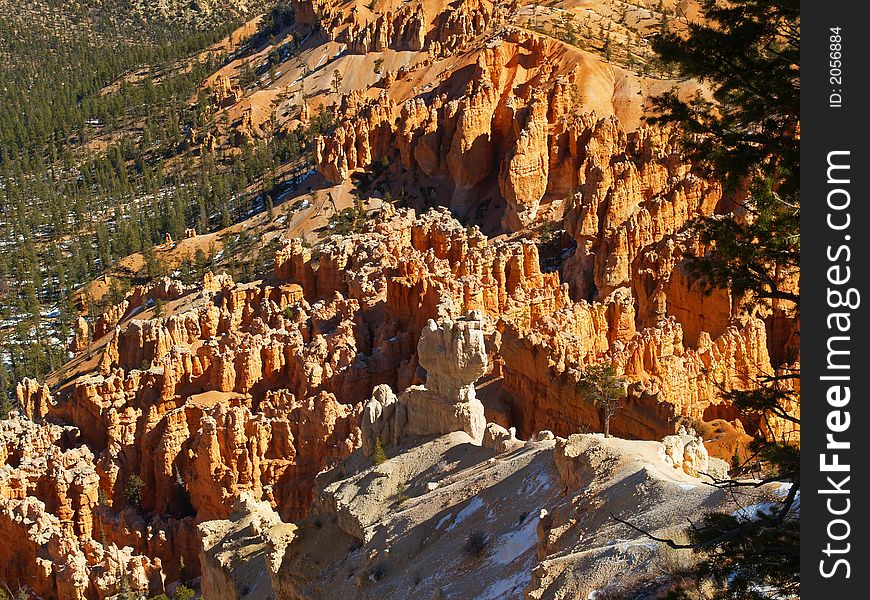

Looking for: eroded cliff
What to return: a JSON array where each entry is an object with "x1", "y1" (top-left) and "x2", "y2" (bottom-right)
[{"x1": 1, "y1": 0, "x2": 798, "y2": 597}]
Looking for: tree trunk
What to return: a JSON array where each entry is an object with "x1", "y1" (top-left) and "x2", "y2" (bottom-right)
[{"x1": 602, "y1": 409, "x2": 610, "y2": 437}]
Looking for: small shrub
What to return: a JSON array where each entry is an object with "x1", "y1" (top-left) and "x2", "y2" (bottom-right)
[
  {"x1": 652, "y1": 529, "x2": 695, "y2": 577},
  {"x1": 372, "y1": 438, "x2": 386, "y2": 466},
  {"x1": 396, "y1": 482, "x2": 409, "y2": 506},
  {"x1": 283, "y1": 304, "x2": 301, "y2": 320},
  {"x1": 731, "y1": 449, "x2": 743, "y2": 474},
  {"x1": 0, "y1": 396, "x2": 17, "y2": 419},
  {"x1": 173, "y1": 585, "x2": 195, "y2": 600},
  {"x1": 433, "y1": 459, "x2": 450, "y2": 475},
  {"x1": 117, "y1": 575, "x2": 136, "y2": 600},
  {"x1": 463, "y1": 529, "x2": 489, "y2": 558},
  {"x1": 125, "y1": 474, "x2": 145, "y2": 508}
]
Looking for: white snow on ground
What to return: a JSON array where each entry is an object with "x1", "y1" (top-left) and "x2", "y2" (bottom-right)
[
  {"x1": 790, "y1": 490, "x2": 801, "y2": 516},
  {"x1": 491, "y1": 516, "x2": 540, "y2": 565},
  {"x1": 519, "y1": 466, "x2": 552, "y2": 496},
  {"x1": 476, "y1": 564, "x2": 532, "y2": 600},
  {"x1": 446, "y1": 497, "x2": 484, "y2": 531},
  {"x1": 679, "y1": 483, "x2": 696, "y2": 491},
  {"x1": 732, "y1": 501, "x2": 780, "y2": 520},
  {"x1": 774, "y1": 482, "x2": 793, "y2": 497},
  {"x1": 435, "y1": 512, "x2": 452, "y2": 530},
  {"x1": 733, "y1": 483, "x2": 801, "y2": 520},
  {"x1": 609, "y1": 538, "x2": 658, "y2": 551}
]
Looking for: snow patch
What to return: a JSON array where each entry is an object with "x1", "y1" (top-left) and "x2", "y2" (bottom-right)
[
  {"x1": 790, "y1": 490, "x2": 801, "y2": 516},
  {"x1": 476, "y1": 567, "x2": 531, "y2": 600},
  {"x1": 491, "y1": 515, "x2": 539, "y2": 565},
  {"x1": 447, "y1": 497, "x2": 484, "y2": 531},
  {"x1": 733, "y1": 485, "x2": 800, "y2": 521},
  {"x1": 774, "y1": 482, "x2": 793, "y2": 497},
  {"x1": 520, "y1": 467, "x2": 552, "y2": 496},
  {"x1": 733, "y1": 501, "x2": 780, "y2": 521}
]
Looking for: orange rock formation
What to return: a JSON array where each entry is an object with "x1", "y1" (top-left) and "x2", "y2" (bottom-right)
[{"x1": 2, "y1": 1, "x2": 799, "y2": 596}]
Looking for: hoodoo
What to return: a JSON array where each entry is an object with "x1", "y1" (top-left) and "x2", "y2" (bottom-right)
[{"x1": 0, "y1": 0, "x2": 800, "y2": 597}]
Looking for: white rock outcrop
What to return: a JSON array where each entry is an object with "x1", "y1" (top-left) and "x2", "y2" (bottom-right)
[
  {"x1": 659, "y1": 426, "x2": 729, "y2": 479},
  {"x1": 198, "y1": 493, "x2": 297, "y2": 600},
  {"x1": 362, "y1": 312, "x2": 488, "y2": 451}
]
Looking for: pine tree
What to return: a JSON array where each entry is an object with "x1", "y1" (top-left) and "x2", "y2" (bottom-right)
[
  {"x1": 125, "y1": 474, "x2": 145, "y2": 509},
  {"x1": 372, "y1": 438, "x2": 387, "y2": 466},
  {"x1": 0, "y1": 384, "x2": 15, "y2": 419},
  {"x1": 173, "y1": 585, "x2": 195, "y2": 600},
  {"x1": 651, "y1": 0, "x2": 799, "y2": 193},
  {"x1": 576, "y1": 364, "x2": 626, "y2": 437},
  {"x1": 615, "y1": 2, "x2": 801, "y2": 597},
  {"x1": 651, "y1": 0, "x2": 799, "y2": 303},
  {"x1": 331, "y1": 69, "x2": 343, "y2": 96}
]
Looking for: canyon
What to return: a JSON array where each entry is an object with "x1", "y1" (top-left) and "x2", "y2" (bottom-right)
[{"x1": 0, "y1": 0, "x2": 798, "y2": 598}]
